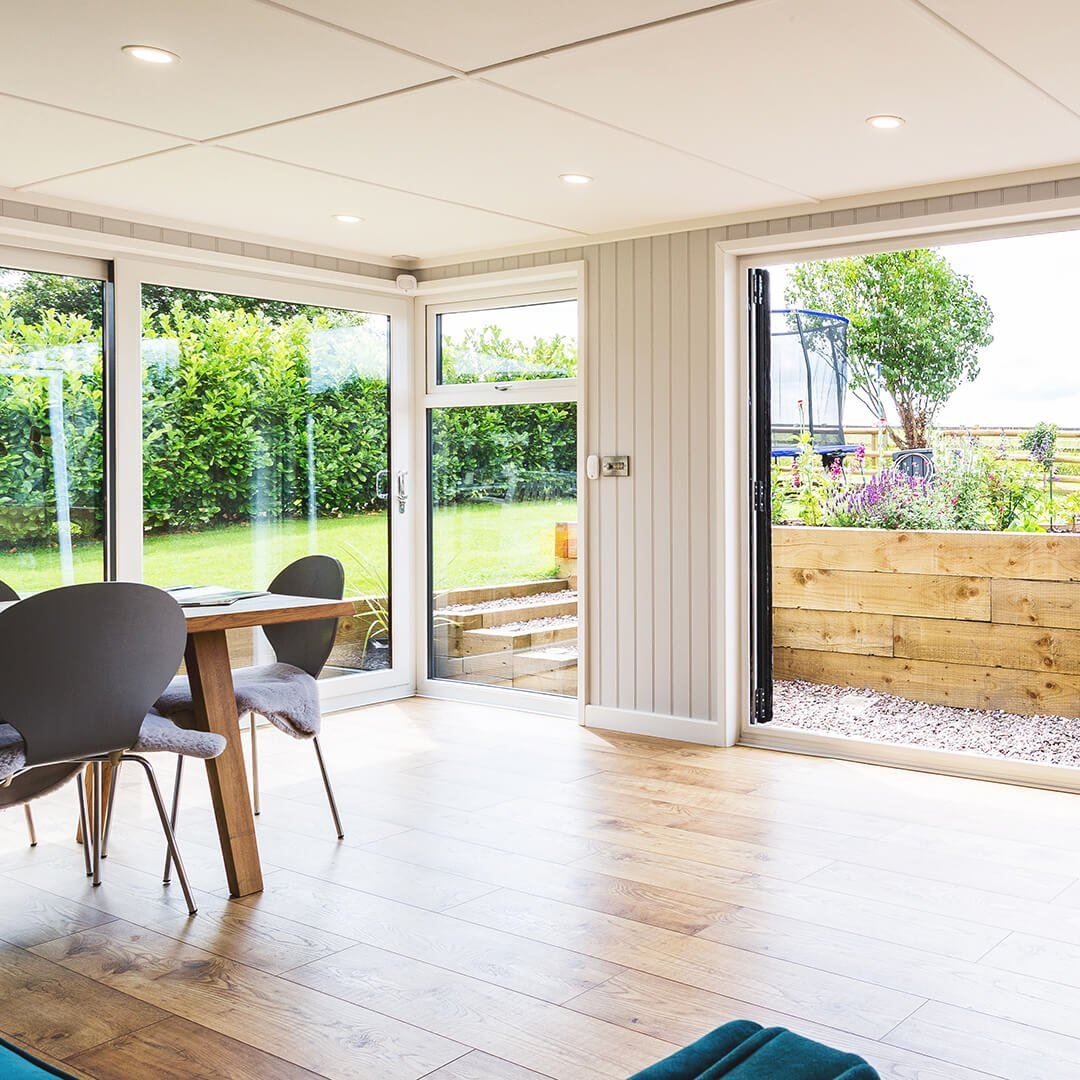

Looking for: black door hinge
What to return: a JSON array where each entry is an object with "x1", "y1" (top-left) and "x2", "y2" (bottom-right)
[
  {"x1": 753, "y1": 686, "x2": 767, "y2": 722},
  {"x1": 753, "y1": 479, "x2": 769, "y2": 513},
  {"x1": 750, "y1": 271, "x2": 767, "y2": 307}
]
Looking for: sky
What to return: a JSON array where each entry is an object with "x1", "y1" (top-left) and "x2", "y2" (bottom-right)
[
  {"x1": 440, "y1": 298, "x2": 578, "y2": 344},
  {"x1": 771, "y1": 228, "x2": 1080, "y2": 429}
]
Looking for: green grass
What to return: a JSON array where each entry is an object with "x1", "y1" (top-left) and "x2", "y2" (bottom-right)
[{"x1": 0, "y1": 500, "x2": 577, "y2": 595}]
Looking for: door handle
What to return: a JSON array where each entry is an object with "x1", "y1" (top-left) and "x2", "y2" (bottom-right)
[
  {"x1": 396, "y1": 470, "x2": 408, "y2": 515},
  {"x1": 375, "y1": 468, "x2": 389, "y2": 499}
]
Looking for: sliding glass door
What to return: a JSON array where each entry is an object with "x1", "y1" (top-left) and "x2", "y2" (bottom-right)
[
  {"x1": 425, "y1": 294, "x2": 580, "y2": 701},
  {"x1": 139, "y1": 279, "x2": 407, "y2": 690},
  {"x1": 0, "y1": 258, "x2": 108, "y2": 591}
]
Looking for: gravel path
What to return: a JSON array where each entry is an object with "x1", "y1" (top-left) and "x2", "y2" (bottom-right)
[{"x1": 773, "y1": 679, "x2": 1080, "y2": 767}]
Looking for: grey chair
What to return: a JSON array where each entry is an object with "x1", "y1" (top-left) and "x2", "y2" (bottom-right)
[
  {"x1": 0, "y1": 762, "x2": 82, "y2": 849},
  {"x1": 156, "y1": 554, "x2": 345, "y2": 841},
  {"x1": 0, "y1": 582, "x2": 226, "y2": 915},
  {"x1": 0, "y1": 577, "x2": 40, "y2": 847}
]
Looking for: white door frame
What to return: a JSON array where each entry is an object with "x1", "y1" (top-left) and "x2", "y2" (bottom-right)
[{"x1": 412, "y1": 264, "x2": 588, "y2": 720}]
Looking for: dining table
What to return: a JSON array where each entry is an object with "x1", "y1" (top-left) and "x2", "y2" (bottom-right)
[
  {"x1": 179, "y1": 592, "x2": 355, "y2": 897},
  {"x1": 67, "y1": 591, "x2": 354, "y2": 896}
]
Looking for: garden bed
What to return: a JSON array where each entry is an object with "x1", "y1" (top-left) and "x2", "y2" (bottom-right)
[{"x1": 774, "y1": 525, "x2": 1080, "y2": 719}]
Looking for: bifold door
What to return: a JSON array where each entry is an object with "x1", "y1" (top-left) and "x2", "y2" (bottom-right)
[{"x1": 749, "y1": 268, "x2": 773, "y2": 724}]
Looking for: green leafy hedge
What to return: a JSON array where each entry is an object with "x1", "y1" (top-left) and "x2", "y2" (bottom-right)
[{"x1": 0, "y1": 300, "x2": 577, "y2": 539}]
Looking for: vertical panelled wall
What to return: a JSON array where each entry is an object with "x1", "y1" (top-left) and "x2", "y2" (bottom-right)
[{"x1": 419, "y1": 228, "x2": 723, "y2": 727}]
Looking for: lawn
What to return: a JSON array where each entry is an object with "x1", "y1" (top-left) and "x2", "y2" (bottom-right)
[{"x1": 0, "y1": 500, "x2": 577, "y2": 594}]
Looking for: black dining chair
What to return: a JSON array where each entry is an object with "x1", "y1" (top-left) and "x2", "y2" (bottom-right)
[
  {"x1": 156, "y1": 554, "x2": 346, "y2": 843},
  {"x1": 0, "y1": 582, "x2": 226, "y2": 915}
]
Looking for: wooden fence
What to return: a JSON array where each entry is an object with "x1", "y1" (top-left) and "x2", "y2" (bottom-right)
[
  {"x1": 793, "y1": 426, "x2": 1080, "y2": 489},
  {"x1": 773, "y1": 525, "x2": 1080, "y2": 717}
]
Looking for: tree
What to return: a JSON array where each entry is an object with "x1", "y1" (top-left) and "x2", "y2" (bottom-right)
[{"x1": 785, "y1": 249, "x2": 994, "y2": 449}]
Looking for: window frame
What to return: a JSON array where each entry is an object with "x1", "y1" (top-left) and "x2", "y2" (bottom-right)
[
  {"x1": 425, "y1": 288, "x2": 579, "y2": 406},
  {"x1": 0, "y1": 245, "x2": 115, "y2": 585}
]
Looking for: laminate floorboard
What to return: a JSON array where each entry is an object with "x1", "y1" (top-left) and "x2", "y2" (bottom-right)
[{"x1": 1, "y1": 698, "x2": 1078, "y2": 1078}]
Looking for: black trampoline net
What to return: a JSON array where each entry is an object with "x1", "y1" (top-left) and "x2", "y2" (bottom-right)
[{"x1": 770, "y1": 309, "x2": 850, "y2": 449}]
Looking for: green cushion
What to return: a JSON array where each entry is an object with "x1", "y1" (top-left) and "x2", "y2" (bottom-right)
[
  {"x1": 628, "y1": 1021, "x2": 880, "y2": 1080},
  {"x1": 0, "y1": 1037, "x2": 80, "y2": 1079}
]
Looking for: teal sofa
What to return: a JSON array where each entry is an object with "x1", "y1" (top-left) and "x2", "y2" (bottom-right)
[{"x1": 628, "y1": 1020, "x2": 880, "y2": 1080}]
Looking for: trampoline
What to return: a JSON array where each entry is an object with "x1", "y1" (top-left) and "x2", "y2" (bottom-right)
[{"x1": 770, "y1": 308, "x2": 859, "y2": 464}]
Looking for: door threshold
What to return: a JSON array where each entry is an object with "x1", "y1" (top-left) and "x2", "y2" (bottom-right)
[{"x1": 740, "y1": 723, "x2": 1080, "y2": 794}]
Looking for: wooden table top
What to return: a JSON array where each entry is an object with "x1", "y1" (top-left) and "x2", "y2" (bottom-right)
[
  {"x1": 0, "y1": 592, "x2": 356, "y2": 633},
  {"x1": 181, "y1": 593, "x2": 356, "y2": 633}
]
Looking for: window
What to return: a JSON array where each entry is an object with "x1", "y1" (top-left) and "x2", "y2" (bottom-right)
[
  {"x1": 432, "y1": 296, "x2": 578, "y2": 389},
  {"x1": 0, "y1": 265, "x2": 106, "y2": 590}
]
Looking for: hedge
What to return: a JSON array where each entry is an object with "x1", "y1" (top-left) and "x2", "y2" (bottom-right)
[{"x1": 0, "y1": 301, "x2": 577, "y2": 540}]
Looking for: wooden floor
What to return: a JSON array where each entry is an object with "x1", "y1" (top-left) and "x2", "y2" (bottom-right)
[{"x1": 3, "y1": 700, "x2": 1080, "y2": 1079}]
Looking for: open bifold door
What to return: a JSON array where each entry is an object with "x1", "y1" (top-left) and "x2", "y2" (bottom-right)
[{"x1": 749, "y1": 268, "x2": 773, "y2": 724}]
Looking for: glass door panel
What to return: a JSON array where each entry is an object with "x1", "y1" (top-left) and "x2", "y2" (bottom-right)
[
  {"x1": 0, "y1": 266, "x2": 105, "y2": 590},
  {"x1": 140, "y1": 284, "x2": 392, "y2": 677},
  {"x1": 427, "y1": 295, "x2": 579, "y2": 699}
]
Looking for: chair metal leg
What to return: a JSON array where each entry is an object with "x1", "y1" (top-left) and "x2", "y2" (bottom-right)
[
  {"x1": 249, "y1": 712, "x2": 260, "y2": 816},
  {"x1": 23, "y1": 804, "x2": 37, "y2": 847},
  {"x1": 312, "y1": 736, "x2": 344, "y2": 840},
  {"x1": 101, "y1": 761, "x2": 121, "y2": 859},
  {"x1": 91, "y1": 761, "x2": 103, "y2": 886},
  {"x1": 76, "y1": 779, "x2": 92, "y2": 877},
  {"x1": 124, "y1": 754, "x2": 197, "y2": 916},
  {"x1": 163, "y1": 755, "x2": 184, "y2": 885}
]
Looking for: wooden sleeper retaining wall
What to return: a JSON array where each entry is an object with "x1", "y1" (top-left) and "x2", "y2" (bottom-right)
[{"x1": 773, "y1": 526, "x2": 1080, "y2": 718}]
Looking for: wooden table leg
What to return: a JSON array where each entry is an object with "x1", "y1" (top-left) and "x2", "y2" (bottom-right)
[
  {"x1": 185, "y1": 629, "x2": 263, "y2": 897},
  {"x1": 75, "y1": 761, "x2": 115, "y2": 845}
]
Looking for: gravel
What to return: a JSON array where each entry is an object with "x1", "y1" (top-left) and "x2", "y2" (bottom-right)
[
  {"x1": 773, "y1": 679, "x2": 1080, "y2": 767},
  {"x1": 439, "y1": 589, "x2": 577, "y2": 614},
  {"x1": 494, "y1": 614, "x2": 578, "y2": 634}
]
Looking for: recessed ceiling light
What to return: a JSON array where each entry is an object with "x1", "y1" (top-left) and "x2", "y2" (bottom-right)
[
  {"x1": 121, "y1": 44, "x2": 180, "y2": 65},
  {"x1": 559, "y1": 173, "x2": 593, "y2": 185},
  {"x1": 866, "y1": 114, "x2": 905, "y2": 130},
  {"x1": 333, "y1": 214, "x2": 363, "y2": 224}
]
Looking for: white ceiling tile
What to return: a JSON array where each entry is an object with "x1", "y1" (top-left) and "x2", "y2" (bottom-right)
[
  {"x1": 0, "y1": 96, "x2": 181, "y2": 187},
  {"x1": 921, "y1": 0, "x2": 1080, "y2": 114},
  {"x1": 275, "y1": 0, "x2": 714, "y2": 71},
  {"x1": 488, "y1": 0, "x2": 1080, "y2": 198},
  {"x1": 23, "y1": 146, "x2": 578, "y2": 258},
  {"x1": 0, "y1": 0, "x2": 444, "y2": 141},
  {"x1": 221, "y1": 80, "x2": 809, "y2": 233}
]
